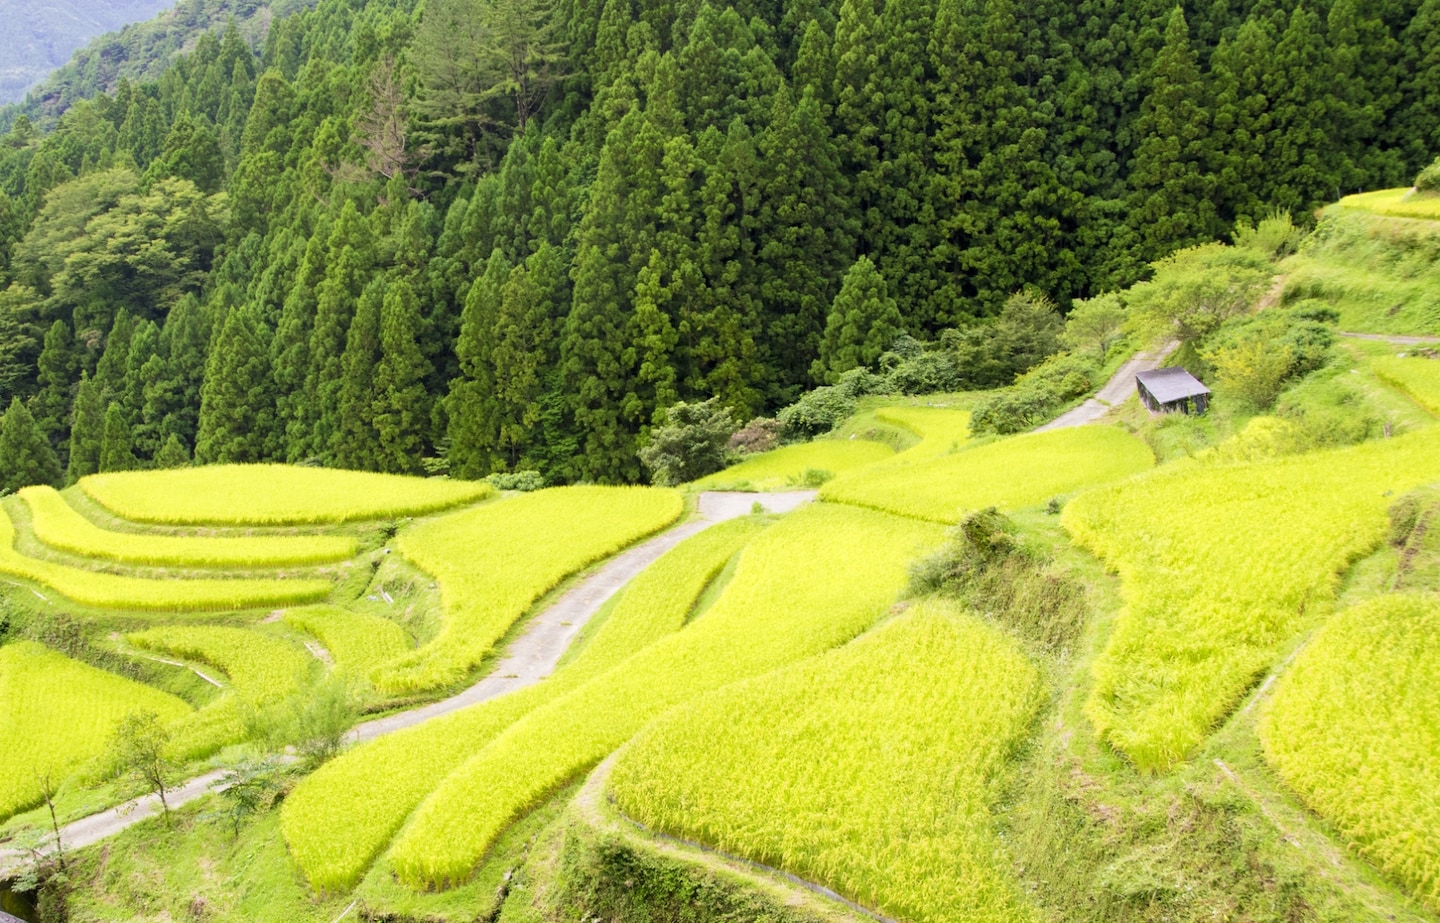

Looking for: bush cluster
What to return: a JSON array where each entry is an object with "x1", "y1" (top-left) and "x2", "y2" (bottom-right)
[{"x1": 970, "y1": 353, "x2": 1100, "y2": 435}]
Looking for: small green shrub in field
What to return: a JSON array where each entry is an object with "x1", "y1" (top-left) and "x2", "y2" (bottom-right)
[
  {"x1": 81, "y1": 464, "x2": 493, "y2": 525},
  {"x1": 1260, "y1": 595, "x2": 1440, "y2": 910},
  {"x1": 690, "y1": 440, "x2": 892, "y2": 491},
  {"x1": 1370, "y1": 354, "x2": 1440, "y2": 415},
  {"x1": 282, "y1": 605, "x2": 411, "y2": 680},
  {"x1": 1418, "y1": 158, "x2": 1440, "y2": 193},
  {"x1": 0, "y1": 641, "x2": 191, "y2": 821},
  {"x1": 0, "y1": 506, "x2": 332, "y2": 612},
  {"x1": 383, "y1": 504, "x2": 943, "y2": 890},
  {"x1": 777, "y1": 369, "x2": 889, "y2": 437},
  {"x1": 20, "y1": 486, "x2": 358, "y2": 567},
  {"x1": 609, "y1": 601, "x2": 1042, "y2": 923},
  {"x1": 1064, "y1": 426, "x2": 1440, "y2": 772},
  {"x1": 970, "y1": 352, "x2": 1100, "y2": 435},
  {"x1": 485, "y1": 470, "x2": 545, "y2": 491},
  {"x1": 127, "y1": 625, "x2": 313, "y2": 704},
  {"x1": 638, "y1": 397, "x2": 737, "y2": 486},
  {"x1": 821, "y1": 425, "x2": 1152, "y2": 524},
  {"x1": 282, "y1": 517, "x2": 767, "y2": 892},
  {"x1": 372, "y1": 486, "x2": 682, "y2": 694}
]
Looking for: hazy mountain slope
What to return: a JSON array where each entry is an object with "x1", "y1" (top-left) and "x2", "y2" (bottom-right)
[{"x1": 0, "y1": 0, "x2": 177, "y2": 104}]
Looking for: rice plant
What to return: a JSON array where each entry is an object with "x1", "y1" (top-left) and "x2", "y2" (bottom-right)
[
  {"x1": 690, "y1": 440, "x2": 893, "y2": 491},
  {"x1": 609, "y1": 601, "x2": 1043, "y2": 923},
  {"x1": 1260, "y1": 595, "x2": 1440, "y2": 911},
  {"x1": 281, "y1": 605, "x2": 411, "y2": 680},
  {"x1": 20, "y1": 486, "x2": 359, "y2": 568},
  {"x1": 127, "y1": 625, "x2": 314, "y2": 703}
]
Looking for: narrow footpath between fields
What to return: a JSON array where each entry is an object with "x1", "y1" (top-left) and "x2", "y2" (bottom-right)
[
  {"x1": 0, "y1": 490, "x2": 817, "y2": 873},
  {"x1": 1339, "y1": 331, "x2": 1440, "y2": 346}
]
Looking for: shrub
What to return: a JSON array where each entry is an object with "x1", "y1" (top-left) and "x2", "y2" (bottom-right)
[
  {"x1": 1415, "y1": 156, "x2": 1440, "y2": 193},
  {"x1": 726, "y1": 417, "x2": 785, "y2": 454},
  {"x1": 885, "y1": 350, "x2": 966, "y2": 394},
  {"x1": 638, "y1": 398, "x2": 737, "y2": 487},
  {"x1": 1063, "y1": 293, "x2": 1127, "y2": 361},
  {"x1": 1232, "y1": 209, "x2": 1304, "y2": 259},
  {"x1": 970, "y1": 352, "x2": 1099, "y2": 436},
  {"x1": 486, "y1": 470, "x2": 546, "y2": 491},
  {"x1": 776, "y1": 385, "x2": 856, "y2": 438}
]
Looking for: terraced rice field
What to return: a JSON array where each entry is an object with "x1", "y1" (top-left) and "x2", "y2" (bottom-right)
[
  {"x1": 1260, "y1": 595, "x2": 1440, "y2": 911},
  {"x1": 384, "y1": 504, "x2": 943, "y2": 889},
  {"x1": 127, "y1": 625, "x2": 314, "y2": 703},
  {"x1": 609, "y1": 601, "x2": 1042, "y2": 923},
  {"x1": 372, "y1": 486, "x2": 682, "y2": 694},
  {"x1": 81, "y1": 465, "x2": 494, "y2": 526},
  {"x1": 690, "y1": 440, "x2": 893, "y2": 490},
  {"x1": 1064, "y1": 426, "x2": 1440, "y2": 772},
  {"x1": 0, "y1": 505, "x2": 332, "y2": 612},
  {"x1": 282, "y1": 517, "x2": 767, "y2": 892},
  {"x1": 1337, "y1": 188, "x2": 1440, "y2": 221},
  {"x1": 0, "y1": 642, "x2": 191, "y2": 820},
  {"x1": 1370, "y1": 355, "x2": 1440, "y2": 416},
  {"x1": 282, "y1": 605, "x2": 412, "y2": 680},
  {"x1": 821, "y1": 425, "x2": 1152, "y2": 523},
  {"x1": 20, "y1": 486, "x2": 358, "y2": 568}
]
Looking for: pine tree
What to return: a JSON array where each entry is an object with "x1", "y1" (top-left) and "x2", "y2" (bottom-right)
[
  {"x1": 1127, "y1": 7, "x2": 1221, "y2": 262},
  {"x1": 446, "y1": 249, "x2": 512, "y2": 479},
  {"x1": 0, "y1": 397, "x2": 62, "y2": 493},
  {"x1": 371, "y1": 280, "x2": 430, "y2": 475},
  {"x1": 195, "y1": 306, "x2": 275, "y2": 465},
  {"x1": 152, "y1": 432, "x2": 190, "y2": 469},
  {"x1": 99, "y1": 402, "x2": 137, "y2": 472},
  {"x1": 66, "y1": 373, "x2": 104, "y2": 484},
  {"x1": 95, "y1": 312, "x2": 136, "y2": 403},
  {"x1": 300, "y1": 204, "x2": 374, "y2": 459},
  {"x1": 331, "y1": 282, "x2": 384, "y2": 471},
  {"x1": 811, "y1": 255, "x2": 903, "y2": 383},
  {"x1": 29, "y1": 319, "x2": 79, "y2": 452},
  {"x1": 493, "y1": 244, "x2": 563, "y2": 468}
]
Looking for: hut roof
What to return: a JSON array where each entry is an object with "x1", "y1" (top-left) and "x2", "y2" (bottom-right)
[{"x1": 1135, "y1": 367, "x2": 1210, "y2": 404}]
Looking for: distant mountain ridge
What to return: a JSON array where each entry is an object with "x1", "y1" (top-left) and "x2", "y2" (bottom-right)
[{"x1": 0, "y1": 0, "x2": 178, "y2": 105}]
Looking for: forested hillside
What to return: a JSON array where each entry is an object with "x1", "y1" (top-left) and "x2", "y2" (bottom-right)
[{"x1": 0, "y1": 0, "x2": 1435, "y2": 485}]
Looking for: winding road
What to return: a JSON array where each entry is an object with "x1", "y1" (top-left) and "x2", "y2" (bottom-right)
[
  {"x1": 0, "y1": 490, "x2": 816, "y2": 875},
  {"x1": 1034, "y1": 342, "x2": 1178, "y2": 432}
]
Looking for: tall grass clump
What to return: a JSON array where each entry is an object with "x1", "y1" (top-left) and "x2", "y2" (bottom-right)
[
  {"x1": 0, "y1": 506, "x2": 332, "y2": 612},
  {"x1": 821, "y1": 425, "x2": 1152, "y2": 524},
  {"x1": 1260, "y1": 595, "x2": 1440, "y2": 910},
  {"x1": 20, "y1": 486, "x2": 358, "y2": 567},
  {"x1": 1064, "y1": 426, "x2": 1440, "y2": 772},
  {"x1": 371, "y1": 487, "x2": 682, "y2": 694},
  {"x1": 383, "y1": 504, "x2": 943, "y2": 889},
  {"x1": 81, "y1": 465, "x2": 494, "y2": 525},
  {"x1": 0, "y1": 641, "x2": 191, "y2": 820},
  {"x1": 609, "y1": 601, "x2": 1042, "y2": 923},
  {"x1": 281, "y1": 517, "x2": 766, "y2": 892}
]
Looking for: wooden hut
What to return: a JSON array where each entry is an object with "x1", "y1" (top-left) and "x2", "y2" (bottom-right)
[{"x1": 1135, "y1": 367, "x2": 1210, "y2": 415}]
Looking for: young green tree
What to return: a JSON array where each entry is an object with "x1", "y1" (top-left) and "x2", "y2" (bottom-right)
[
  {"x1": 371, "y1": 279, "x2": 430, "y2": 474},
  {"x1": 99, "y1": 402, "x2": 137, "y2": 472},
  {"x1": 195, "y1": 306, "x2": 275, "y2": 464},
  {"x1": 152, "y1": 433, "x2": 190, "y2": 469},
  {"x1": 811, "y1": 255, "x2": 904, "y2": 384},
  {"x1": 107, "y1": 711, "x2": 174, "y2": 825},
  {"x1": 0, "y1": 397, "x2": 62, "y2": 493},
  {"x1": 29, "y1": 319, "x2": 78, "y2": 451},
  {"x1": 637, "y1": 397, "x2": 737, "y2": 486},
  {"x1": 446, "y1": 249, "x2": 512, "y2": 479},
  {"x1": 1063, "y1": 294, "x2": 1128, "y2": 362},
  {"x1": 66, "y1": 373, "x2": 104, "y2": 483}
]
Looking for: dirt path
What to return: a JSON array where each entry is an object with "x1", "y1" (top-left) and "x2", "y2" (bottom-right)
[
  {"x1": 1034, "y1": 342, "x2": 1177, "y2": 432},
  {"x1": 1340, "y1": 331, "x2": 1440, "y2": 345},
  {"x1": 0, "y1": 491, "x2": 816, "y2": 875}
]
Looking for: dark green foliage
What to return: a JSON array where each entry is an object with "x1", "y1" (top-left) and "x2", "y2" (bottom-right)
[
  {"x1": 152, "y1": 432, "x2": 190, "y2": 469},
  {"x1": 0, "y1": 396, "x2": 62, "y2": 493},
  {"x1": 970, "y1": 353, "x2": 1100, "y2": 436},
  {"x1": 195, "y1": 306, "x2": 273, "y2": 464},
  {"x1": 99, "y1": 401, "x2": 137, "y2": 472},
  {"x1": 1417, "y1": 157, "x2": 1440, "y2": 193},
  {"x1": 371, "y1": 279, "x2": 429, "y2": 474},
  {"x1": 812, "y1": 255, "x2": 902, "y2": 384},
  {"x1": 29, "y1": 319, "x2": 77, "y2": 451},
  {"x1": 946, "y1": 290, "x2": 1065, "y2": 390},
  {"x1": 909, "y1": 506, "x2": 1087, "y2": 655},
  {"x1": 637, "y1": 397, "x2": 737, "y2": 486},
  {"x1": 65, "y1": 372, "x2": 103, "y2": 482},
  {"x1": 776, "y1": 367, "x2": 886, "y2": 438}
]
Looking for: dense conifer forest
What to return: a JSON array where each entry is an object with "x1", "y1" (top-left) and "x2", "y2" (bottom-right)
[{"x1": 0, "y1": 0, "x2": 1436, "y2": 485}]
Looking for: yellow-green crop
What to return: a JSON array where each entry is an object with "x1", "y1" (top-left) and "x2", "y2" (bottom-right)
[
  {"x1": 610, "y1": 601, "x2": 1042, "y2": 923},
  {"x1": 1370, "y1": 355, "x2": 1440, "y2": 416},
  {"x1": 0, "y1": 641, "x2": 191, "y2": 821},
  {"x1": 20, "y1": 486, "x2": 358, "y2": 568},
  {"x1": 1337, "y1": 188, "x2": 1440, "y2": 221},
  {"x1": 1260, "y1": 595, "x2": 1440, "y2": 911},
  {"x1": 872, "y1": 406, "x2": 973, "y2": 460},
  {"x1": 384, "y1": 504, "x2": 944, "y2": 889},
  {"x1": 282, "y1": 605, "x2": 411, "y2": 681},
  {"x1": 81, "y1": 464, "x2": 493, "y2": 526},
  {"x1": 1064, "y1": 426, "x2": 1440, "y2": 772},
  {"x1": 0, "y1": 506, "x2": 331, "y2": 612},
  {"x1": 127, "y1": 625, "x2": 314, "y2": 703},
  {"x1": 690, "y1": 440, "x2": 893, "y2": 490},
  {"x1": 822, "y1": 425, "x2": 1152, "y2": 523},
  {"x1": 371, "y1": 486, "x2": 682, "y2": 694},
  {"x1": 282, "y1": 517, "x2": 765, "y2": 892}
]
